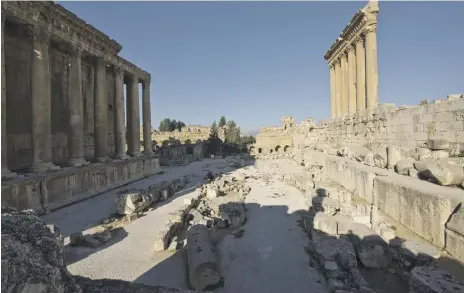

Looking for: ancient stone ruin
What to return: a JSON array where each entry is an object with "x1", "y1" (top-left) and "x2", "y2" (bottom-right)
[{"x1": 2, "y1": 1, "x2": 464, "y2": 293}]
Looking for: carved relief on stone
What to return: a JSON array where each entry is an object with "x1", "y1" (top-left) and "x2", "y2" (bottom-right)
[
  {"x1": 28, "y1": 25, "x2": 51, "y2": 45},
  {"x1": 364, "y1": 25, "x2": 377, "y2": 35}
]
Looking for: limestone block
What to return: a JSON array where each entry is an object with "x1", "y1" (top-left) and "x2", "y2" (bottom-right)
[
  {"x1": 445, "y1": 228, "x2": 464, "y2": 262},
  {"x1": 311, "y1": 230, "x2": 357, "y2": 270},
  {"x1": 395, "y1": 158, "x2": 416, "y2": 176},
  {"x1": 344, "y1": 222, "x2": 391, "y2": 269},
  {"x1": 409, "y1": 266, "x2": 463, "y2": 293},
  {"x1": 153, "y1": 222, "x2": 182, "y2": 252},
  {"x1": 387, "y1": 145, "x2": 402, "y2": 169},
  {"x1": 427, "y1": 139, "x2": 450, "y2": 150},
  {"x1": 431, "y1": 150, "x2": 449, "y2": 160},
  {"x1": 419, "y1": 162, "x2": 458, "y2": 186},
  {"x1": 400, "y1": 239, "x2": 440, "y2": 262},
  {"x1": 446, "y1": 204, "x2": 464, "y2": 236},
  {"x1": 313, "y1": 212, "x2": 338, "y2": 235},
  {"x1": 115, "y1": 192, "x2": 141, "y2": 215}
]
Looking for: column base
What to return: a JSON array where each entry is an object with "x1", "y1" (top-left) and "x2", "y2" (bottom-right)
[
  {"x1": 2, "y1": 168, "x2": 17, "y2": 180},
  {"x1": 65, "y1": 158, "x2": 90, "y2": 167},
  {"x1": 143, "y1": 150, "x2": 154, "y2": 156},
  {"x1": 128, "y1": 152, "x2": 141, "y2": 158},
  {"x1": 93, "y1": 156, "x2": 111, "y2": 163},
  {"x1": 114, "y1": 153, "x2": 129, "y2": 160},
  {"x1": 28, "y1": 162, "x2": 60, "y2": 174}
]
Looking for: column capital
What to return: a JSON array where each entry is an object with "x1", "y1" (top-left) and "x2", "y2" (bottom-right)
[
  {"x1": 142, "y1": 79, "x2": 151, "y2": 90},
  {"x1": 28, "y1": 25, "x2": 51, "y2": 45},
  {"x1": 340, "y1": 53, "x2": 348, "y2": 61},
  {"x1": 328, "y1": 63, "x2": 336, "y2": 70},
  {"x1": 128, "y1": 73, "x2": 139, "y2": 83},
  {"x1": 354, "y1": 35, "x2": 364, "y2": 45},
  {"x1": 364, "y1": 24, "x2": 377, "y2": 35},
  {"x1": 68, "y1": 44, "x2": 84, "y2": 58},
  {"x1": 114, "y1": 66, "x2": 125, "y2": 79},
  {"x1": 346, "y1": 45, "x2": 355, "y2": 53},
  {"x1": 333, "y1": 58, "x2": 341, "y2": 65}
]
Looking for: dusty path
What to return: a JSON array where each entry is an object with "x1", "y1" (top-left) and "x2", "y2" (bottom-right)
[
  {"x1": 216, "y1": 162, "x2": 328, "y2": 293},
  {"x1": 43, "y1": 158, "x2": 328, "y2": 292}
]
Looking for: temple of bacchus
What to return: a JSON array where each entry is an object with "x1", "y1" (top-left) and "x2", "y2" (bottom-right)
[{"x1": 1, "y1": 1, "x2": 161, "y2": 212}]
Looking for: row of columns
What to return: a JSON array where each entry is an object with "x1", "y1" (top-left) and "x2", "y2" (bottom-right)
[
  {"x1": 1, "y1": 20, "x2": 153, "y2": 177},
  {"x1": 329, "y1": 26, "x2": 378, "y2": 118}
]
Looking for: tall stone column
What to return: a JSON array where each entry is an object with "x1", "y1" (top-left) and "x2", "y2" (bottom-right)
[
  {"x1": 355, "y1": 36, "x2": 366, "y2": 113},
  {"x1": 66, "y1": 45, "x2": 88, "y2": 167},
  {"x1": 329, "y1": 64, "x2": 336, "y2": 118},
  {"x1": 1, "y1": 12, "x2": 16, "y2": 179},
  {"x1": 113, "y1": 66, "x2": 128, "y2": 159},
  {"x1": 365, "y1": 25, "x2": 379, "y2": 110},
  {"x1": 29, "y1": 25, "x2": 59, "y2": 173},
  {"x1": 340, "y1": 54, "x2": 348, "y2": 116},
  {"x1": 142, "y1": 77, "x2": 153, "y2": 155},
  {"x1": 347, "y1": 45, "x2": 357, "y2": 114},
  {"x1": 126, "y1": 74, "x2": 141, "y2": 157},
  {"x1": 93, "y1": 57, "x2": 109, "y2": 162},
  {"x1": 334, "y1": 60, "x2": 342, "y2": 117}
]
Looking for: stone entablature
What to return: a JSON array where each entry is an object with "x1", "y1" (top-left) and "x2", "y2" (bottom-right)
[
  {"x1": 4, "y1": 1, "x2": 149, "y2": 80},
  {"x1": 325, "y1": 1, "x2": 379, "y2": 118}
]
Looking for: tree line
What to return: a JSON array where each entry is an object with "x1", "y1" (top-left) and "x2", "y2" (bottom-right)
[{"x1": 158, "y1": 118, "x2": 186, "y2": 132}]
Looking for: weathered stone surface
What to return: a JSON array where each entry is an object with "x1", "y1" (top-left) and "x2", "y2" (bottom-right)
[
  {"x1": 400, "y1": 239, "x2": 440, "y2": 262},
  {"x1": 419, "y1": 162, "x2": 458, "y2": 186},
  {"x1": 409, "y1": 266, "x2": 463, "y2": 293},
  {"x1": 387, "y1": 145, "x2": 403, "y2": 170},
  {"x1": 311, "y1": 230, "x2": 358, "y2": 270},
  {"x1": 187, "y1": 225, "x2": 221, "y2": 290},
  {"x1": 395, "y1": 158, "x2": 416, "y2": 176},
  {"x1": 1, "y1": 209, "x2": 81, "y2": 293},
  {"x1": 427, "y1": 139, "x2": 450, "y2": 151},
  {"x1": 344, "y1": 223, "x2": 391, "y2": 269}
]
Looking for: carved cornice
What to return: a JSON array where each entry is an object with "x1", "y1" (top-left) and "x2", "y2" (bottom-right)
[
  {"x1": 68, "y1": 43, "x2": 84, "y2": 58},
  {"x1": 324, "y1": 1, "x2": 378, "y2": 64}
]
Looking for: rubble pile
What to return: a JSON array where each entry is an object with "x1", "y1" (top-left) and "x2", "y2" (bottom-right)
[{"x1": 1, "y1": 208, "x2": 208, "y2": 293}]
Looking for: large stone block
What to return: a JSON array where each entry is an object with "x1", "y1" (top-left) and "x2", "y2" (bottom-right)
[{"x1": 374, "y1": 173, "x2": 464, "y2": 248}]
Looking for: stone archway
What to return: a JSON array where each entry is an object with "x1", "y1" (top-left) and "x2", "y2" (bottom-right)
[
  {"x1": 284, "y1": 145, "x2": 290, "y2": 152},
  {"x1": 275, "y1": 145, "x2": 281, "y2": 152}
]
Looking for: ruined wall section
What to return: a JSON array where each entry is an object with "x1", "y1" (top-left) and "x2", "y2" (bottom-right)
[
  {"x1": 151, "y1": 125, "x2": 226, "y2": 145},
  {"x1": 303, "y1": 97, "x2": 464, "y2": 154}
]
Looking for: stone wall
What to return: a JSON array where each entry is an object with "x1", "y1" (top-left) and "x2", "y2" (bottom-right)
[
  {"x1": 1, "y1": 156, "x2": 161, "y2": 214},
  {"x1": 301, "y1": 149, "x2": 464, "y2": 262},
  {"x1": 151, "y1": 125, "x2": 226, "y2": 146},
  {"x1": 298, "y1": 97, "x2": 464, "y2": 155}
]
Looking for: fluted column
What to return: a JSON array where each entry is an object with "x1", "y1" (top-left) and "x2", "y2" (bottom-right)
[
  {"x1": 142, "y1": 77, "x2": 152, "y2": 155},
  {"x1": 365, "y1": 25, "x2": 378, "y2": 110},
  {"x1": 126, "y1": 74, "x2": 141, "y2": 157},
  {"x1": 347, "y1": 45, "x2": 357, "y2": 114},
  {"x1": 113, "y1": 66, "x2": 128, "y2": 159},
  {"x1": 1, "y1": 11, "x2": 16, "y2": 179},
  {"x1": 66, "y1": 45, "x2": 88, "y2": 167},
  {"x1": 329, "y1": 64, "x2": 336, "y2": 118},
  {"x1": 355, "y1": 36, "x2": 366, "y2": 112},
  {"x1": 29, "y1": 25, "x2": 59, "y2": 173},
  {"x1": 340, "y1": 54, "x2": 348, "y2": 115},
  {"x1": 334, "y1": 60, "x2": 342, "y2": 117},
  {"x1": 93, "y1": 57, "x2": 109, "y2": 162}
]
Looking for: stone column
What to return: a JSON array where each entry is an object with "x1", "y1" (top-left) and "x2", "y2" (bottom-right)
[
  {"x1": 66, "y1": 45, "x2": 88, "y2": 167},
  {"x1": 329, "y1": 64, "x2": 336, "y2": 118},
  {"x1": 142, "y1": 77, "x2": 153, "y2": 155},
  {"x1": 113, "y1": 66, "x2": 128, "y2": 159},
  {"x1": 365, "y1": 25, "x2": 379, "y2": 110},
  {"x1": 93, "y1": 57, "x2": 109, "y2": 162},
  {"x1": 1, "y1": 12, "x2": 16, "y2": 179},
  {"x1": 126, "y1": 74, "x2": 141, "y2": 157},
  {"x1": 347, "y1": 45, "x2": 357, "y2": 114},
  {"x1": 29, "y1": 25, "x2": 59, "y2": 173},
  {"x1": 340, "y1": 54, "x2": 348, "y2": 115},
  {"x1": 355, "y1": 36, "x2": 366, "y2": 113},
  {"x1": 334, "y1": 60, "x2": 342, "y2": 117}
]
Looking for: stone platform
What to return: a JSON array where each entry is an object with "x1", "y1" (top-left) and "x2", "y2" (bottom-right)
[{"x1": 1, "y1": 156, "x2": 161, "y2": 214}]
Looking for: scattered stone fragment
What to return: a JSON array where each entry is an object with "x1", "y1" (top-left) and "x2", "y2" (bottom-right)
[
  {"x1": 187, "y1": 225, "x2": 221, "y2": 290},
  {"x1": 427, "y1": 139, "x2": 449, "y2": 151},
  {"x1": 70, "y1": 232, "x2": 84, "y2": 246},
  {"x1": 409, "y1": 266, "x2": 464, "y2": 293},
  {"x1": 82, "y1": 234, "x2": 101, "y2": 248},
  {"x1": 395, "y1": 158, "x2": 416, "y2": 176}
]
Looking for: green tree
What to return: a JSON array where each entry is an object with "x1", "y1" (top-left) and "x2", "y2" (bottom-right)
[
  {"x1": 207, "y1": 121, "x2": 221, "y2": 155},
  {"x1": 225, "y1": 120, "x2": 240, "y2": 144},
  {"x1": 218, "y1": 116, "x2": 227, "y2": 128},
  {"x1": 159, "y1": 118, "x2": 172, "y2": 132},
  {"x1": 176, "y1": 121, "x2": 186, "y2": 131},
  {"x1": 170, "y1": 119, "x2": 177, "y2": 131}
]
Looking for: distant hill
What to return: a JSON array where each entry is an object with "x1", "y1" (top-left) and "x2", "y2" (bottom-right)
[{"x1": 243, "y1": 129, "x2": 259, "y2": 137}]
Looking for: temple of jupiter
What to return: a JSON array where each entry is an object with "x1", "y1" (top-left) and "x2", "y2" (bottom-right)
[
  {"x1": 325, "y1": 0, "x2": 379, "y2": 118},
  {"x1": 1, "y1": 1, "x2": 161, "y2": 212}
]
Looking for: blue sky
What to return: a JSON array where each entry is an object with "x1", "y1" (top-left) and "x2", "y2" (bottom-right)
[{"x1": 60, "y1": 1, "x2": 464, "y2": 133}]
